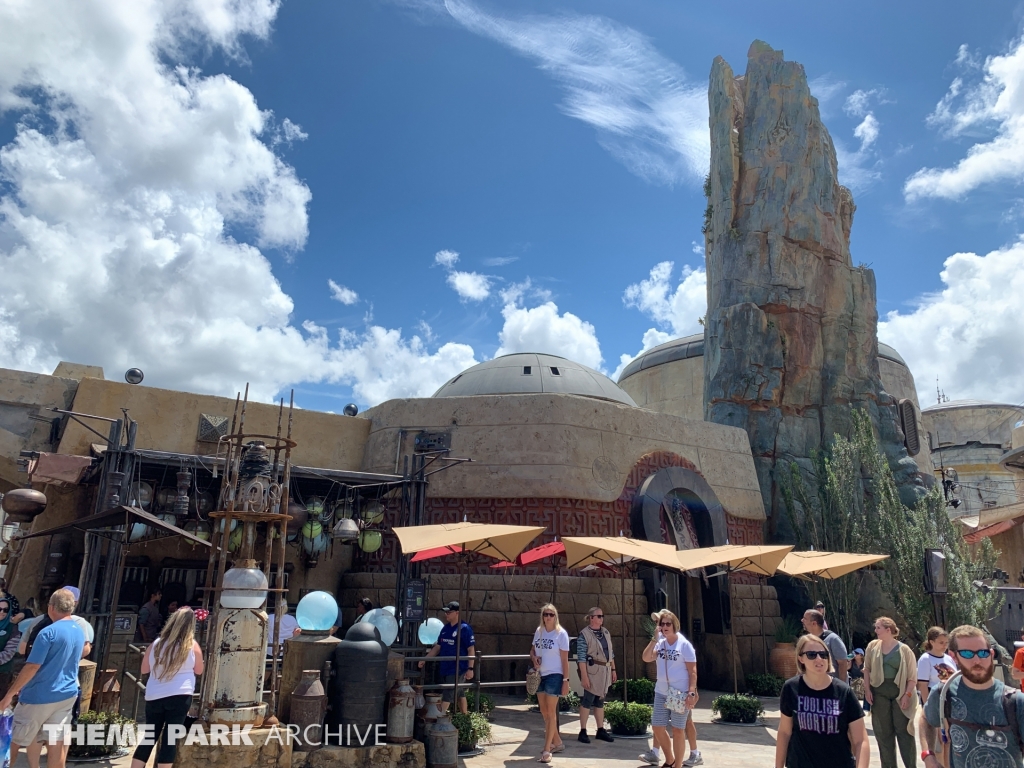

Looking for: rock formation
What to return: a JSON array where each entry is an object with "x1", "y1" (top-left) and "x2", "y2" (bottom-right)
[{"x1": 702, "y1": 41, "x2": 924, "y2": 534}]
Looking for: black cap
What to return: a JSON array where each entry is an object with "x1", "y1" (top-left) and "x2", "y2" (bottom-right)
[{"x1": 443, "y1": 601, "x2": 460, "y2": 612}]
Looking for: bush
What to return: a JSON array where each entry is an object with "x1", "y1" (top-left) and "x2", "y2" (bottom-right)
[
  {"x1": 67, "y1": 709, "x2": 135, "y2": 759},
  {"x1": 711, "y1": 693, "x2": 764, "y2": 724},
  {"x1": 526, "y1": 690, "x2": 580, "y2": 711},
  {"x1": 608, "y1": 678, "x2": 655, "y2": 704},
  {"x1": 774, "y1": 616, "x2": 800, "y2": 644},
  {"x1": 472, "y1": 691, "x2": 495, "y2": 717},
  {"x1": 451, "y1": 712, "x2": 492, "y2": 750},
  {"x1": 746, "y1": 672, "x2": 785, "y2": 697},
  {"x1": 603, "y1": 701, "x2": 652, "y2": 736}
]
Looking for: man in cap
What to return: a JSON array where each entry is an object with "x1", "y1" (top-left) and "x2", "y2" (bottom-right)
[
  {"x1": 0, "y1": 589, "x2": 86, "y2": 768},
  {"x1": 418, "y1": 601, "x2": 475, "y2": 714}
]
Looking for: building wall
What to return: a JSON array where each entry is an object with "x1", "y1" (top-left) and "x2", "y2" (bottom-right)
[
  {"x1": 618, "y1": 357, "x2": 704, "y2": 422},
  {"x1": 360, "y1": 393, "x2": 764, "y2": 521}
]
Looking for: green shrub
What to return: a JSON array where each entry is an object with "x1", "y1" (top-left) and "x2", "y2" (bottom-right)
[
  {"x1": 711, "y1": 693, "x2": 764, "y2": 724},
  {"x1": 451, "y1": 712, "x2": 492, "y2": 750},
  {"x1": 603, "y1": 701, "x2": 652, "y2": 736},
  {"x1": 607, "y1": 678, "x2": 655, "y2": 704},
  {"x1": 774, "y1": 616, "x2": 800, "y2": 644},
  {"x1": 526, "y1": 690, "x2": 580, "y2": 711},
  {"x1": 472, "y1": 691, "x2": 495, "y2": 717},
  {"x1": 746, "y1": 672, "x2": 785, "y2": 697},
  {"x1": 67, "y1": 710, "x2": 136, "y2": 759}
]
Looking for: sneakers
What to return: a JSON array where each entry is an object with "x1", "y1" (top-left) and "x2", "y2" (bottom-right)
[
  {"x1": 683, "y1": 752, "x2": 704, "y2": 766},
  {"x1": 578, "y1": 729, "x2": 591, "y2": 744},
  {"x1": 595, "y1": 728, "x2": 614, "y2": 743},
  {"x1": 639, "y1": 749, "x2": 661, "y2": 764}
]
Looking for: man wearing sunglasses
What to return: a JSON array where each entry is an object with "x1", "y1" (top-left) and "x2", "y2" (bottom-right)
[
  {"x1": 418, "y1": 602, "x2": 475, "y2": 715},
  {"x1": 577, "y1": 607, "x2": 616, "y2": 744},
  {"x1": 919, "y1": 624, "x2": 1024, "y2": 768}
]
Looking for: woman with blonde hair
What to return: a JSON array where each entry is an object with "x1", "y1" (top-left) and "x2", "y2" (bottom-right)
[
  {"x1": 775, "y1": 634, "x2": 868, "y2": 768},
  {"x1": 530, "y1": 604, "x2": 569, "y2": 763},
  {"x1": 863, "y1": 617, "x2": 917, "y2": 768},
  {"x1": 641, "y1": 610, "x2": 697, "y2": 768},
  {"x1": 131, "y1": 608, "x2": 204, "y2": 768}
]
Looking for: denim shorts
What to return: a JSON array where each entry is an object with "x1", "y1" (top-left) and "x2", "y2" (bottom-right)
[
  {"x1": 581, "y1": 690, "x2": 605, "y2": 709},
  {"x1": 538, "y1": 673, "x2": 564, "y2": 696},
  {"x1": 651, "y1": 692, "x2": 689, "y2": 729}
]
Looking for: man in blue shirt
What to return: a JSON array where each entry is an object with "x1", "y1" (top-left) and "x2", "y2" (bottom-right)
[
  {"x1": 0, "y1": 589, "x2": 85, "y2": 768},
  {"x1": 418, "y1": 601, "x2": 475, "y2": 714}
]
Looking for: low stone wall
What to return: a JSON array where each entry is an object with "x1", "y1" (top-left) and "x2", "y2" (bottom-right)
[
  {"x1": 339, "y1": 572, "x2": 650, "y2": 681},
  {"x1": 293, "y1": 744, "x2": 423, "y2": 768}
]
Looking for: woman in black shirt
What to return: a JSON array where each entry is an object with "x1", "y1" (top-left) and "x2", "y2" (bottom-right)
[{"x1": 775, "y1": 634, "x2": 869, "y2": 768}]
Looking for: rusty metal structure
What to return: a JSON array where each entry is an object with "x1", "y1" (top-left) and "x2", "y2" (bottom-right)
[{"x1": 199, "y1": 387, "x2": 296, "y2": 725}]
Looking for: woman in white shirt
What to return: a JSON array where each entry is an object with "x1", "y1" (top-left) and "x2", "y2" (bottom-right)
[
  {"x1": 916, "y1": 626, "x2": 955, "y2": 703},
  {"x1": 530, "y1": 603, "x2": 569, "y2": 763},
  {"x1": 642, "y1": 610, "x2": 698, "y2": 768},
  {"x1": 131, "y1": 608, "x2": 204, "y2": 768}
]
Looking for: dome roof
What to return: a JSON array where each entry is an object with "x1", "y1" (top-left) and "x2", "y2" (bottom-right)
[
  {"x1": 617, "y1": 334, "x2": 913, "y2": 383},
  {"x1": 433, "y1": 353, "x2": 637, "y2": 406},
  {"x1": 922, "y1": 399, "x2": 1023, "y2": 413}
]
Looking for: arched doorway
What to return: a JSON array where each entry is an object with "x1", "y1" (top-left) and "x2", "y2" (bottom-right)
[{"x1": 630, "y1": 466, "x2": 728, "y2": 644}]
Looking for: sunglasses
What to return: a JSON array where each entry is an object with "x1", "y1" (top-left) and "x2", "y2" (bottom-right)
[
  {"x1": 0, "y1": 609, "x2": 8, "y2": 615},
  {"x1": 590, "y1": 615, "x2": 604, "y2": 619},
  {"x1": 800, "y1": 651, "x2": 829, "y2": 660},
  {"x1": 543, "y1": 612, "x2": 556, "y2": 618},
  {"x1": 658, "y1": 621, "x2": 674, "y2": 627},
  {"x1": 954, "y1": 648, "x2": 994, "y2": 660}
]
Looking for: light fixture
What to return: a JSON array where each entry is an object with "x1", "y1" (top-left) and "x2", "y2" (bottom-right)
[
  {"x1": 331, "y1": 518, "x2": 360, "y2": 542},
  {"x1": 125, "y1": 368, "x2": 144, "y2": 385},
  {"x1": 343, "y1": 403, "x2": 359, "y2": 417}
]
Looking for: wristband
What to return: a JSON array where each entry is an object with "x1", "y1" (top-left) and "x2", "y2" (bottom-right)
[{"x1": 921, "y1": 751, "x2": 935, "y2": 760}]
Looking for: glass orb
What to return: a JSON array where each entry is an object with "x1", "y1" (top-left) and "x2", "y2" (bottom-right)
[
  {"x1": 296, "y1": 591, "x2": 339, "y2": 631},
  {"x1": 363, "y1": 608, "x2": 399, "y2": 646},
  {"x1": 220, "y1": 564, "x2": 268, "y2": 609},
  {"x1": 418, "y1": 617, "x2": 444, "y2": 646}
]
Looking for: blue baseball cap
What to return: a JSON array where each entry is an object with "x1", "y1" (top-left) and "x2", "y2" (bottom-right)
[{"x1": 61, "y1": 586, "x2": 81, "y2": 602}]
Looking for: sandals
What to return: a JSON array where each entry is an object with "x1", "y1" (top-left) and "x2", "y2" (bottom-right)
[
  {"x1": 551, "y1": 743, "x2": 565, "y2": 753},
  {"x1": 537, "y1": 752, "x2": 552, "y2": 763}
]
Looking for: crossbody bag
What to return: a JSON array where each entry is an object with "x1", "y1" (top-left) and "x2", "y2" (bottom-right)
[{"x1": 660, "y1": 642, "x2": 688, "y2": 713}]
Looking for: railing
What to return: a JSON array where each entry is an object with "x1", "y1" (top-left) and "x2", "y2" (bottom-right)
[{"x1": 404, "y1": 652, "x2": 533, "y2": 712}]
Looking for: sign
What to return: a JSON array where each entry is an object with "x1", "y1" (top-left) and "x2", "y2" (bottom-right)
[{"x1": 403, "y1": 579, "x2": 426, "y2": 622}]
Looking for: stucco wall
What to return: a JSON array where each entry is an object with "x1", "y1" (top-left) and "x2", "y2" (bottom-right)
[
  {"x1": 618, "y1": 357, "x2": 704, "y2": 422},
  {"x1": 61, "y1": 377, "x2": 370, "y2": 470},
  {"x1": 360, "y1": 393, "x2": 765, "y2": 520},
  {"x1": 0, "y1": 367, "x2": 82, "y2": 484}
]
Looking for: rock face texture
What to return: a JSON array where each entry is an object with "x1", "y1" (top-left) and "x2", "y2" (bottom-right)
[{"x1": 703, "y1": 41, "x2": 924, "y2": 533}]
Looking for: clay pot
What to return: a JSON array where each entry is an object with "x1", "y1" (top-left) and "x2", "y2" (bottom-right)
[{"x1": 769, "y1": 642, "x2": 799, "y2": 680}]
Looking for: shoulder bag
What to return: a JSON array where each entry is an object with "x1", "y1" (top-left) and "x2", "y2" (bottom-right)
[
  {"x1": 526, "y1": 629, "x2": 541, "y2": 696},
  {"x1": 660, "y1": 640, "x2": 688, "y2": 713}
]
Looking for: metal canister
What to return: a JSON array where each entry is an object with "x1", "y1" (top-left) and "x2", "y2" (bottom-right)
[
  {"x1": 427, "y1": 714, "x2": 458, "y2": 768},
  {"x1": 416, "y1": 692, "x2": 443, "y2": 742},
  {"x1": 289, "y1": 670, "x2": 327, "y2": 752},
  {"x1": 386, "y1": 679, "x2": 416, "y2": 744},
  {"x1": 328, "y1": 622, "x2": 389, "y2": 738}
]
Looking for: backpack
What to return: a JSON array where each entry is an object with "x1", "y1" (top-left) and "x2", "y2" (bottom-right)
[{"x1": 938, "y1": 672, "x2": 1024, "y2": 756}]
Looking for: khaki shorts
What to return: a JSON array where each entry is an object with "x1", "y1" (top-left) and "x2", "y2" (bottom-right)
[{"x1": 12, "y1": 696, "x2": 77, "y2": 745}]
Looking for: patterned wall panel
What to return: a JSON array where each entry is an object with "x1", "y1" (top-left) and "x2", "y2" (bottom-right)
[{"x1": 354, "y1": 451, "x2": 764, "y2": 575}]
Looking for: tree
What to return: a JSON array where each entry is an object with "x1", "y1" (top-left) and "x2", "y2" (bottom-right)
[{"x1": 782, "y1": 409, "x2": 1001, "y2": 645}]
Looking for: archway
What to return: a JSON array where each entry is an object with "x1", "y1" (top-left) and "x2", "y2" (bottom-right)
[{"x1": 629, "y1": 466, "x2": 729, "y2": 643}]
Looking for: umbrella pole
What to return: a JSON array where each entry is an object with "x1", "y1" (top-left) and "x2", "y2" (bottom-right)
[
  {"x1": 760, "y1": 575, "x2": 767, "y2": 674},
  {"x1": 621, "y1": 561, "x2": 628, "y2": 705},
  {"x1": 730, "y1": 574, "x2": 738, "y2": 694}
]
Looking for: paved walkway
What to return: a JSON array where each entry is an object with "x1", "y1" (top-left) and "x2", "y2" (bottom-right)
[{"x1": 465, "y1": 692, "x2": 905, "y2": 768}]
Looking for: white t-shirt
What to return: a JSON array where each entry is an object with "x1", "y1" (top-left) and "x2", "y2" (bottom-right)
[
  {"x1": 70, "y1": 616, "x2": 95, "y2": 643},
  {"x1": 267, "y1": 614, "x2": 299, "y2": 654},
  {"x1": 654, "y1": 634, "x2": 697, "y2": 696},
  {"x1": 145, "y1": 638, "x2": 197, "y2": 700},
  {"x1": 917, "y1": 651, "x2": 956, "y2": 687},
  {"x1": 532, "y1": 627, "x2": 570, "y2": 677}
]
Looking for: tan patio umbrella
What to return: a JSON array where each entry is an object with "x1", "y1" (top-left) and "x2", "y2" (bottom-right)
[
  {"x1": 393, "y1": 522, "x2": 546, "y2": 704},
  {"x1": 777, "y1": 551, "x2": 888, "y2": 580},
  {"x1": 675, "y1": 544, "x2": 794, "y2": 693},
  {"x1": 562, "y1": 536, "x2": 687, "y2": 703}
]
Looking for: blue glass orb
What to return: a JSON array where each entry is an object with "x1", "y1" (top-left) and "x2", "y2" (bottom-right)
[
  {"x1": 296, "y1": 591, "x2": 339, "y2": 631},
  {"x1": 363, "y1": 608, "x2": 399, "y2": 646},
  {"x1": 418, "y1": 617, "x2": 444, "y2": 646}
]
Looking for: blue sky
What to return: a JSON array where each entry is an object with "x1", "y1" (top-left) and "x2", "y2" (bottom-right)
[{"x1": 2, "y1": 0, "x2": 1024, "y2": 412}]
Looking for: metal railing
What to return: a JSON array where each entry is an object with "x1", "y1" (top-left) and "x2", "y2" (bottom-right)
[{"x1": 405, "y1": 652, "x2": 533, "y2": 712}]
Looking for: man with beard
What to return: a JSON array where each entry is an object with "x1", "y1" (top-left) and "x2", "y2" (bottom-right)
[{"x1": 918, "y1": 625, "x2": 1024, "y2": 768}]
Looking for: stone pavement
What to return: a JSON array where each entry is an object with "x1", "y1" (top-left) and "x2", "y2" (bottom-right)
[{"x1": 464, "y1": 693, "x2": 904, "y2": 768}]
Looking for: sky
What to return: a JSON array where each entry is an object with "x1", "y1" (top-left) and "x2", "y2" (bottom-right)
[{"x1": 2, "y1": 0, "x2": 1024, "y2": 413}]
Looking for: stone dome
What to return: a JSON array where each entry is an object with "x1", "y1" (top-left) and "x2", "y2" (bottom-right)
[{"x1": 433, "y1": 353, "x2": 637, "y2": 406}]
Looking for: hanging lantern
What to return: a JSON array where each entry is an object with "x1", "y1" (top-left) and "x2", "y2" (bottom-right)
[
  {"x1": 305, "y1": 497, "x2": 327, "y2": 520},
  {"x1": 173, "y1": 471, "x2": 191, "y2": 517},
  {"x1": 361, "y1": 500, "x2": 384, "y2": 525},
  {"x1": 358, "y1": 530, "x2": 383, "y2": 553}
]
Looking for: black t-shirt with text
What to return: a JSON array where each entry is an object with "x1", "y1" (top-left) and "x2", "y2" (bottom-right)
[{"x1": 780, "y1": 675, "x2": 864, "y2": 768}]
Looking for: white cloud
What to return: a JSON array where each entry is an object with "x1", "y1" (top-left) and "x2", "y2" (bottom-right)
[
  {"x1": 495, "y1": 302, "x2": 603, "y2": 370},
  {"x1": 440, "y1": 0, "x2": 709, "y2": 186},
  {"x1": 809, "y1": 75, "x2": 847, "y2": 115},
  {"x1": 843, "y1": 88, "x2": 889, "y2": 118},
  {"x1": 446, "y1": 270, "x2": 492, "y2": 301},
  {"x1": 434, "y1": 249, "x2": 460, "y2": 268},
  {"x1": 853, "y1": 113, "x2": 880, "y2": 149},
  {"x1": 878, "y1": 237, "x2": 1024, "y2": 405},
  {"x1": 274, "y1": 117, "x2": 308, "y2": 145},
  {"x1": 0, "y1": 0, "x2": 474, "y2": 407},
  {"x1": 623, "y1": 261, "x2": 707, "y2": 336},
  {"x1": 499, "y1": 278, "x2": 551, "y2": 306},
  {"x1": 905, "y1": 36, "x2": 1024, "y2": 201},
  {"x1": 611, "y1": 327, "x2": 673, "y2": 382},
  {"x1": 328, "y1": 280, "x2": 358, "y2": 305},
  {"x1": 482, "y1": 255, "x2": 518, "y2": 266},
  {"x1": 691, "y1": 240, "x2": 704, "y2": 256}
]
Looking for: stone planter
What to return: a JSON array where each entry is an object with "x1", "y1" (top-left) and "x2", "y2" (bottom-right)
[{"x1": 769, "y1": 642, "x2": 798, "y2": 680}]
